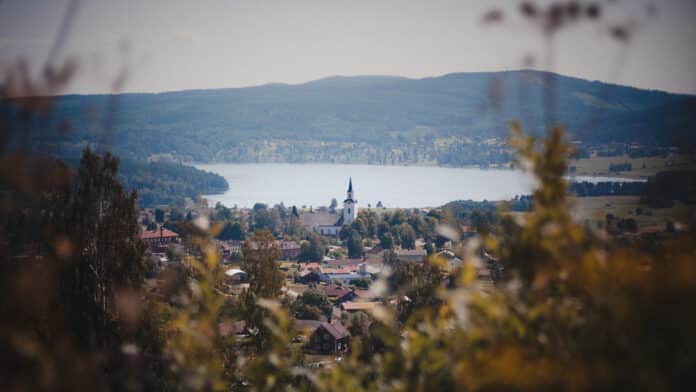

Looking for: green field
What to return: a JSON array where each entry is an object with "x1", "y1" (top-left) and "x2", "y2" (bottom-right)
[
  {"x1": 571, "y1": 196, "x2": 692, "y2": 233},
  {"x1": 569, "y1": 154, "x2": 695, "y2": 179}
]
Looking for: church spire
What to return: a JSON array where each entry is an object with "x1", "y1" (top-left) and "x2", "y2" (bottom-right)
[{"x1": 343, "y1": 177, "x2": 357, "y2": 225}]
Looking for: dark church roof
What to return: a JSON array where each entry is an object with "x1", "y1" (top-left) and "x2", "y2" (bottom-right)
[
  {"x1": 348, "y1": 177, "x2": 353, "y2": 193},
  {"x1": 334, "y1": 215, "x2": 345, "y2": 227}
]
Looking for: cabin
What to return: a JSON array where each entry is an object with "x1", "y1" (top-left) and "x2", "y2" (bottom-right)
[{"x1": 302, "y1": 321, "x2": 351, "y2": 354}]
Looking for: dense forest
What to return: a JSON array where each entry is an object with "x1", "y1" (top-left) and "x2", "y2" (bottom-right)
[
  {"x1": 640, "y1": 170, "x2": 696, "y2": 207},
  {"x1": 569, "y1": 180, "x2": 647, "y2": 197},
  {"x1": 27, "y1": 70, "x2": 696, "y2": 164},
  {"x1": 118, "y1": 159, "x2": 228, "y2": 206},
  {"x1": 57, "y1": 155, "x2": 229, "y2": 207}
]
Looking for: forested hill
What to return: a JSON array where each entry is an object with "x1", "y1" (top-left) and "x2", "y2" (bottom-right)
[
  {"x1": 59, "y1": 155, "x2": 229, "y2": 207},
  {"x1": 34, "y1": 70, "x2": 696, "y2": 163}
]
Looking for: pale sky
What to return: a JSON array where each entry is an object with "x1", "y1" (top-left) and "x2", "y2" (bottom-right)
[{"x1": 1, "y1": 0, "x2": 695, "y2": 95}]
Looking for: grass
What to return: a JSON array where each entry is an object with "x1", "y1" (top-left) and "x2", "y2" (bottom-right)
[
  {"x1": 569, "y1": 154, "x2": 695, "y2": 179},
  {"x1": 571, "y1": 196, "x2": 692, "y2": 233}
]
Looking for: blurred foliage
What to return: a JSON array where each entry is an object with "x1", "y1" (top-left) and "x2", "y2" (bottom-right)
[
  {"x1": 311, "y1": 124, "x2": 696, "y2": 392},
  {"x1": 3, "y1": 2, "x2": 696, "y2": 391}
]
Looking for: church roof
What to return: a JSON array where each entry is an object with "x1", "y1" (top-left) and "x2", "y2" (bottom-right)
[
  {"x1": 299, "y1": 211, "x2": 340, "y2": 227},
  {"x1": 348, "y1": 177, "x2": 353, "y2": 193},
  {"x1": 334, "y1": 215, "x2": 345, "y2": 227}
]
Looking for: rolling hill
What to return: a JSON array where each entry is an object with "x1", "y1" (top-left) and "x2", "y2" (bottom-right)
[{"x1": 15, "y1": 70, "x2": 696, "y2": 163}]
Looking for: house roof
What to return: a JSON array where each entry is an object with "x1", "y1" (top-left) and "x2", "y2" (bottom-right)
[
  {"x1": 141, "y1": 228, "x2": 179, "y2": 240},
  {"x1": 294, "y1": 319, "x2": 323, "y2": 332},
  {"x1": 366, "y1": 245, "x2": 384, "y2": 255},
  {"x1": 299, "y1": 211, "x2": 341, "y2": 227},
  {"x1": 218, "y1": 320, "x2": 247, "y2": 337},
  {"x1": 325, "y1": 258, "x2": 365, "y2": 268},
  {"x1": 293, "y1": 319, "x2": 351, "y2": 340},
  {"x1": 396, "y1": 249, "x2": 427, "y2": 257},
  {"x1": 341, "y1": 301, "x2": 379, "y2": 311},
  {"x1": 280, "y1": 240, "x2": 300, "y2": 250},
  {"x1": 353, "y1": 289, "x2": 373, "y2": 299},
  {"x1": 319, "y1": 321, "x2": 351, "y2": 340},
  {"x1": 324, "y1": 272, "x2": 366, "y2": 280},
  {"x1": 321, "y1": 268, "x2": 354, "y2": 275},
  {"x1": 321, "y1": 285, "x2": 353, "y2": 298},
  {"x1": 300, "y1": 262, "x2": 322, "y2": 271}
]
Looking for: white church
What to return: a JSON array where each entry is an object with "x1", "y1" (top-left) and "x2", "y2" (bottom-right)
[{"x1": 312, "y1": 178, "x2": 358, "y2": 236}]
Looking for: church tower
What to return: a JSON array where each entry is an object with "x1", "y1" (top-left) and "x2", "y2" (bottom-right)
[{"x1": 343, "y1": 177, "x2": 357, "y2": 225}]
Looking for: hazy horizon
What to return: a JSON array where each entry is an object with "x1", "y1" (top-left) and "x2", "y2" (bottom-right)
[
  {"x1": 35, "y1": 68, "x2": 696, "y2": 98},
  {"x1": 1, "y1": 0, "x2": 695, "y2": 96}
]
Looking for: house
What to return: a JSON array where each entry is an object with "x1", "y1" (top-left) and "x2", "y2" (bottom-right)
[
  {"x1": 218, "y1": 320, "x2": 250, "y2": 338},
  {"x1": 140, "y1": 227, "x2": 180, "y2": 248},
  {"x1": 295, "y1": 320, "x2": 351, "y2": 354},
  {"x1": 325, "y1": 258, "x2": 365, "y2": 269},
  {"x1": 321, "y1": 285, "x2": 353, "y2": 299},
  {"x1": 365, "y1": 245, "x2": 384, "y2": 256},
  {"x1": 226, "y1": 240, "x2": 243, "y2": 255},
  {"x1": 341, "y1": 301, "x2": 380, "y2": 312},
  {"x1": 300, "y1": 178, "x2": 358, "y2": 236},
  {"x1": 320, "y1": 264, "x2": 371, "y2": 285},
  {"x1": 296, "y1": 269, "x2": 322, "y2": 284},
  {"x1": 280, "y1": 240, "x2": 301, "y2": 260},
  {"x1": 395, "y1": 248, "x2": 427, "y2": 263},
  {"x1": 219, "y1": 241, "x2": 232, "y2": 258}
]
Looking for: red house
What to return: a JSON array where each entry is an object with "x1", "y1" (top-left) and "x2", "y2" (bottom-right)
[{"x1": 141, "y1": 227, "x2": 180, "y2": 248}]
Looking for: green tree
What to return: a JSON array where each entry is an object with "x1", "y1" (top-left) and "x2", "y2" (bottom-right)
[
  {"x1": 292, "y1": 289, "x2": 332, "y2": 320},
  {"x1": 397, "y1": 223, "x2": 417, "y2": 249},
  {"x1": 240, "y1": 230, "x2": 284, "y2": 352},
  {"x1": 242, "y1": 230, "x2": 283, "y2": 298},
  {"x1": 379, "y1": 232, "x2": 395, "y2": 250},
  {"x1": 50, "y1": 149, "x2": 146, "y2": 350},
  {"x1": 298, "y1": 232, "x2": 327, "y2": 262},
  {"x1": 218, "y1": 221, "x2": 245, "y2": 240},
  {"x1": 347, "y1": 231, "x2": 364, "y2": 258}
]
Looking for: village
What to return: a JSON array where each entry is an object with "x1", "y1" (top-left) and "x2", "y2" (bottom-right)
[{"x1": 137, "y1": 178, "x2": 495, "y2": 361}]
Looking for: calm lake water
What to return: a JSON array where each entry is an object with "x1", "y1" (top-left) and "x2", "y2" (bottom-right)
[{"x1": 194, "y1": 163, "x2": 641, "y2": 208}]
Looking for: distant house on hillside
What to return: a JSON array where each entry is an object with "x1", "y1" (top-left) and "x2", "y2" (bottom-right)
[
  {"x1": 320, "y1": 263, "x2": 371, "y2": 285},
  {"x1": 140, "y1": 227, "x2": 180, "y2": 248},
  {"x1": 395, "y1": 248, "x2": 427, "y2": 263},
  {"x1": 341, "y1": 301, "x2": 379, "y2": 312},
  {"x1": 280, "y1": 240, "x2": 301, "y2": 260}
]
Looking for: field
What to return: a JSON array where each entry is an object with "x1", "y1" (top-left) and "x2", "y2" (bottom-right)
[
  {"x1": 569, "y1": 154, "x2": 695, "y2": 179},
  {"x1": 571, "y1": 196, "x2": 692, "y2": 233}
]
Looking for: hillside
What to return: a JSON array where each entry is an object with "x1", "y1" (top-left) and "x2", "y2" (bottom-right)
[{"x1": 20, "y1": 70, "x2": 696, "y2": 163}]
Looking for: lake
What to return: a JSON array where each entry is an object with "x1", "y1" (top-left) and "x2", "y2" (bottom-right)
[{"x1": 194, "y1": 163, "x2": 642, "y2": 208}]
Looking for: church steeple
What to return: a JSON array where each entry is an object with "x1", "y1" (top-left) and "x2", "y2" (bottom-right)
[{"x1": 343, "y1": 177, "x2": 357, "y2": 225}]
